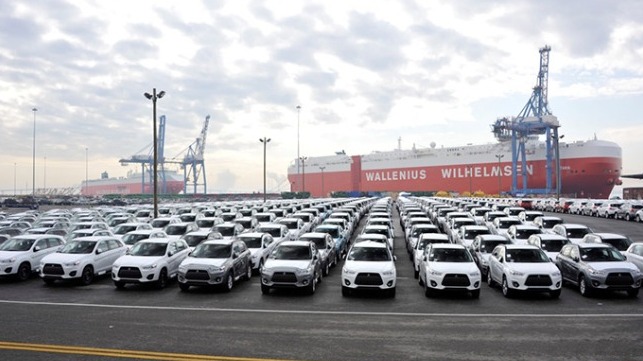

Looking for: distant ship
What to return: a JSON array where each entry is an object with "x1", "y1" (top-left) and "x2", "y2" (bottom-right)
[
  {"x1": 287, "y1": 137, "x2": 622, "y2": 199},
  {"x1": 82, "y1": 170, "x2": 184, "y2": 196}
]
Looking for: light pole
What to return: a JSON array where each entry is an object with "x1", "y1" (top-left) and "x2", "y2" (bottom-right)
[
  {"x1": 299, "y1": 156, "x2": 307, "y2": 195},
  {"x1": 32, "y1": 107, "x2": 37, "y2": 197},
  {"x1": 85, "y1": 147, "x2": 89, "y2": 196},
  {"x1": 554, "y1": 134, "x2": 564, "y2": 201},
  {"x1": 14, "y1": 163, "x2": 16, "y2": 196},
  {"x1": 144, "y1": 88, "x2": 165, "y2": 219},
  {"x1": 319, "y1": 166, "x2": 326, "y2": 198},
  {"x1": 43, "y1": 156, "x2": 47, "y2": 191},
  {"x1": 495, "y1": 154, "x2": 504, "y2": 196},
  {"x1": 296, "y1": 105, "x2": 301, "y2": 191},
  {"x1": 260, "y1": 137, "x2": 271, "y2": 203}
]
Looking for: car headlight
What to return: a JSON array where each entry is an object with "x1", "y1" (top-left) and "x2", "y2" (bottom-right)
[
  {"x1": 509, "y1": 270, "x2": 524, "y2": 276},
  {"x1": 382, "y1": 269, "x2": 395, "y2": 276},
  {"x1": 632, "y1": 269, "x2": 640, "y2": 275},
  {"x1": 296, "y1": 266, "x2": 313, "y2": 275},
  {"x1": 0, "y1": 258, "x2": 16, "y2": 264},
  {"x1": 551, "y1": 271, "x2": 561, "y2": 277},
  {"x1": 141, "y1": 264, "x2": 158, "y2": 270},
  {"x1": 587, "y1": 267, "x2": 605, "y2": 276},
  {"x1": 178, "y1": 265, "x2": 188, "y2": 273},
  {"x1": 208, "y1": 265, "x2": 224, "y2": 273},
  {"x1": 63, "y1": 261, "x2": 81, "y2": 267},
  {"x1": 343, "y1": 268, "x2": 356, "y2": 275},
  {"x1": 469, "y1": 271, "x2": 481, "y2": 277},
  {"x1": 430, "y1": 270, "x2": 443, "y2": 276}
]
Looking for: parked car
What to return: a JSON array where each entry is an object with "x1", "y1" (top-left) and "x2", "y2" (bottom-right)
[
  {"x1": 0, "y1": 235, "x2": 65, "y2": 281},
  {"x1": 487, "y1": 244, "x2": 562, "y2": 298},
  {"x1": 468, "y1": 234, "x2": 512, "y2": 281},
  {"x1": 121, "y1": 230, "x2": 168, "y2": 249},
  {"x1": 298, "y1": 232, "x2": 338, "y2": 276},
  {"x1": 526, "y1": 234, "x2": 570, "y2": 261},
  {"x1": 506, "y1": 224, "x2": 543, "y2": 245},
  {"x1": 111, "y1": 238, "x2": 191, "y2": 289},
  {"x1": 260, "y1": 240, "x2": 322, "y2": 295},
  {"x1": 163, "y1": 222, "x2": 199, "y2": 240},
  {"x1": 555, "y1": 243, "x2": 640, "y2": 297},
  {"x1": 177, "y1": 238, "x2": 252, "y2": 292},
  {"x1": 341, "y1": 240, "x2": 396, "y2": 298},
  {"x1": 418, "y1": 243, "x2": 481, "y2": 298},
  {"x1": 581, "y1": 233, "x2": 633, "y2": 253},
  {"x1": 412, "y1": 233, "x2": 450, "y2": 278},
  {"x1": 532, "y1": 216, "x2": 564, "y2": 233},
  {"x1": 615, "y1": 202, "x2": 643, "y2": 221},
  {"x1": 40, "y1": 236, "x2": 126, "y2": 285},
  {"x1": 624, "y1": 243, "x2": 643, "y2": 273},
  {"x1": 551, "y1": 224, "x2": 593, "y2": 244},
  {"x1": 236, "y1": 232, "x2": 277, "y2": 273}
]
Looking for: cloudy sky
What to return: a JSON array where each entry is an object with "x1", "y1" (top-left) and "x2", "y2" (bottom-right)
[{"x1": 1, "y1": 0, "x2": 642, "y2": 195}]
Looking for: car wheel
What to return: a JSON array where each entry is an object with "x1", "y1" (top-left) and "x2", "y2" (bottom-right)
[
  {"x1": 323, "y1": 262, "x2": 329, "y2": 277},
  {"x1": 424, "y1": 283, "x2": 433, "y2": 298},
  {"x1": 341, "y1": 286, "x2": 351, "y2": 297},
  {"x1": 17, "y1": 262, "x2": 31, "y2": 282},
  {"x1": 625, "y1": 214, "x2": 631, "y2": 221},
  {"x1": 626, "y1": 288, "x2": 639, "y2": 298},
  {"x1": 413, "y1": 267, "x2": 419, "y2": 279},
  {"x1": 223, "y1": 272, "x2": 234, "y2": 292},
  {"x1": 579, "y1": 275, "x2": 592, "y2": 297},
  {"x1": 244, "y1": 262, "x2": 252, "y2": 281},
  {"x1": 550, "y1": 289, "x2": 561, "y2": 299},
  {"x1": 261, "y1": 284, "x2": 271, "y2": 295},
  {"x1": 637, "y1": 215, "x2": 642, "y2": 223},
  {"x1": 487, "y1": 272, "x2": 495, "y2": 287},
  {"x1": 80, "y1": 266, "x2": 94, "y2": 286},
  {"x1": 179, "y1": 283, "x2": 190, "y2": 292},
  {"x1": 471, "y1": 289, "x2": 480, "y2": 299},
  {"x1": 307, "y1": 275, "x2": 317, "y2": 295},
  {"x1": 156, "y1": 268, "x2": 168, "y2": 289},
  {"x1": 501, "y1": 277, "x2": 514, "y2": 298},
  {"x1": 114, "y1": 281, "x2": 126, "y2": 289}
]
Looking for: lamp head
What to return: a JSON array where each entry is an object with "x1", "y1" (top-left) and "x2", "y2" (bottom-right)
[
  {"x1": 144, "y1": 93, "x2": 153, "y2": 100},
  {"x1": 157, "y1": 91, "x2": 166, "y2": 98}
]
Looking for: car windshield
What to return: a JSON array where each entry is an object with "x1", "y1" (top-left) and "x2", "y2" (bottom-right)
[
  {"x1": 418, "y1": 238, "x2": 449, "y2": 249},
  {"x1": 122, "y1": 233, "x2": 150, "y2": 245},
  {"x1": 363, "y1": 228, "x2": 388, "y2": 237},
  {"x1": 165, "y1": 225, "x2": 188, "y2": 236},
  {"x1": 581, "y1": 247, "x2": 625, "y2": 262},
  {"x1": 114, "y1": 225, "x2": 137, "y2": 235},
  {"x1": 151, "y1": 220, "x2": 170, "y2": 228},
  {"x1": 542, "y1": 219, "x2": 563, "y2": 228},
  {"x1": 524, "y1": 213, "x2": 540, "y2": 221},
  {"x1": 506, "y1": 249, "x2": 549, "y2": 263},
  {"x1": 191, "y1": 243, "x2": 231, "y2": 258},
  {"x1": 429, "y1": 248, "x2": 473, "y2": 262},
  {"x1": 600, "y1": 237, "x2": 633, "y2": 251},
  {"x1": 60, "y1": 240, "x2": 96, "y2": 254},
  {"x1": 566, "y1": 228, "x2": 590, "y2": 238},
  {"x1": 499, "y1": 220, "x2": 521, "y2": 229},
  {"x1": 515, "y1": 229, "x2": 541, "y2": 239},
  {"x1": 182, "y1": 235, "x2": 208, "y2": 247},
  {"x1": 280, "y1": 221, "x2": 298, "y2": 230},
  {"x1": 196, "y1": 219, "x2": 215, "y2": 228},
  {"x1": 214, "y1": 226, "x2": 235, "y2": 237},
  {"x1": 316, "y1": 227, "x2": 339, "y2": 238},
  {"x1": 129, "y1": 242, "x2": 167, "y2": 257},
  {"x1": 301, "y1": 237, "x2": 326, "y2": 249},
  {"x1": 540, "y1": 239, "x2": 567, "y2": 252},
  {"x1": 273, "y1": 245, "x2": 311, "y2": 260},
  {"x1": 255, "y1": 215, "x2": 271, "y2": 222},
  {"x1": 480, "y1": 240, "x2": 509, "y2": 253},
  {"x1": 257, "y1": 228, "x2": 281, "y2": 238},
  {"x1": 0, "y1": 238, "x2": 35, "y2": 251},
  {"x1": 240, "y1": 236, "x2": 262, "y2": 248},
  {"x1": 464, "y1": 229, "x2": 490, "y2": 239},
  {"x1": 347, "y1": 247, "x2": 391, "y2": 261}
]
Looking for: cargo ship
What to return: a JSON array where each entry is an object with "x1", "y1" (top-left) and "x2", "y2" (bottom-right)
[
  {"x1": 81, "y1": 170, "x2": 185, "y2": 196},
  {"x1": 287, "y1": 136, "x2": 622, "y2": 198}
]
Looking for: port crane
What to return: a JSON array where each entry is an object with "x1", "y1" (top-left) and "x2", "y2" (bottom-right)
[
  {"x1": 119, "y1": 115, "x2": 169, "y2": 193},
  {"x1": 167, "y1": 115, "x2": 210, "y2": 194},
  {"x1": 491, "y1": 45, "x2": 561, "y2": 195}
]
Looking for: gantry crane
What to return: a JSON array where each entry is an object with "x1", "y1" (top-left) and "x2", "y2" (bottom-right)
[
  {"x1": 491, "y1": 45, "x2": 560, "y2": 195},
  {"x1": 167, "y1": 115, "x2": 210, "y2": 194}
]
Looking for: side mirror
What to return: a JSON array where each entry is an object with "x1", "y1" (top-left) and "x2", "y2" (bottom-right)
[
  {"x1": 572, "y1": 256, "x2": 580, "y2": 262},
  {"x1": 34, "y1": 246, "x2": 41, "y2": 252},
  {"x1": 168, "y1": 251, "x2": 175, "y2": 257}
]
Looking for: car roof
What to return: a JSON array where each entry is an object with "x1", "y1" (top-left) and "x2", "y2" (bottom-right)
[
  {"x1": 557, "y1": 223, "x2": 589, "y2": 229},
  {"x1": 278, "y1": 240, "x2": 311, "y2": 247},
  {"x1": 11, "y1": 234, "x2": 62, "y2": 240},
  {"x1": 201, "y1": 238, "x2": 235, "y2": 246},
  {"x1": 419, "y1": 233, "x2": 450, "y2": 240},
  {"x1": 428, "y1": 243, "x2": 465, "y2": 250},
  {"x1": 531, "y1": 234, "x2": 568, "y2": 240},
  {"x1": 591, "y1": 233, "x2": 627, "y2": 239},
  {"x1": 351, "y1": 241, "x2": 387, "y2": 249},
  {"x1": 68, "y1": 236, "x2": 116, "y2": 242},
  {"x1": 576, "y1": 243, "x2": 613, "y2": 249},
  {"x1": 503, "y1": 244, "x2": 540, "y2": 250},
  {"x1": 237, "y1": 232, "x2": 268, "y2": 238},
  {"x1": 299, "y1": 232, "x2": 329, "y2": 239},
  {"x1": 476, "y1": 234, "x2": 510, "y2": 241}
]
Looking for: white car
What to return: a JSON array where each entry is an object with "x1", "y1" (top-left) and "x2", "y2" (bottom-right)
[
  {"x1": 487, "y1": 244, "x2": 562, "y2": 299},
  {"x1": 40, "y1": 236, "x2": 126, "y2": 285},
  {"x1": 418, "y1": 243, "x2": 481, "y2": 298},
  {"x1": 177, "y1": 238, "x2": 252, "y2": 292},
  {"x1": 412, "y1": 233, "x2": 450, "y2": 278},
  {"x1": 111, "y1": 238, "x2": 190, "y2": 289},
  {"x1": 236, "y1": 232, "x2": 277, "y2": 272},
  {"x1": 341, "y1": 241, "x2": 396, "y2": 298},
  {"x1": 526, "y1": 234, "x2": 570, "y2": 262},
  {"x1": 624, "y1": 243, "x2": 643, "y2": 273},
  {"x1": 121, "y1": 229, "x2": 168, "y2": 249},
  {"x1": 551, "y1": 224, "x2": 593, "y2": 244},
  {"x1": 0, "y1": 235, "x2": 65, "y2": 281}
]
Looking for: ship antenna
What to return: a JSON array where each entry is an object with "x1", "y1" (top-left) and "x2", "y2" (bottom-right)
[{"x1": 398, "y1": 136, "x2": 401, "y2": 150}]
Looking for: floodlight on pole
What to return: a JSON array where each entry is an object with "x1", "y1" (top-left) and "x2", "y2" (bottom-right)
[
  {"x1": 144, "y1": 88, "x2": 165, "y2": 219},
  {"x1": 260, "y1": 137, "x2": 271, "y2": 203},
  {"x1": 296, "y1": 105, "x2": 301, "y2": 191},
  {"x1": 32, "y1": 107, "x2": 37, "y2": 197}
]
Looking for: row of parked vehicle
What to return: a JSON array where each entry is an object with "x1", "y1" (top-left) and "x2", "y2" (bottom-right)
[
  {"x1": 502, "y1": 197, "x2": 643, "y2": 222},
  {"x1": 397, "y1": 196, "x2": 642, "y2": 299}
]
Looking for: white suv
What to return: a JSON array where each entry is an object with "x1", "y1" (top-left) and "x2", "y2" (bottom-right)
[
  {"x1": 111, "y1": 238, "x2": 190, "y2": 289},
  {"x1": 418, "y1": 243, "x2": 481, "y2": 298},
  {"x1": 0, "y1": 235, "x2": 65, "y2": 281},
  {"x1": 341, "y1": 241, "x2": 396, "y2": 298},
  {"x1": 40, "y1": 236, "x2": 126, "y2": 285}
]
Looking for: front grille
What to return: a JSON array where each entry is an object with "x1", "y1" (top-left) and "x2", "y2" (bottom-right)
[
  {"x1": 605, "y1": 273, "x2": 634, "y2": 286},
  {"x1": 118, "y1": 267, "x2": 142, "y2": 279},
  {"x1": 271, "y1": 272, "x2": 297, "y2": 283},
  {"x1": 185, "y1": 270, "x2": 210, "y2": 281},
  {"x1": 442, "y1": 274, "x2": 470, "y2": 287},
  {"x1": 43, "y1": 264, "x2": 64, "y2": 275},
  {"x1": 355, "y1": 273, "x2": 383, "y2": 286},
  {"x1": 525, "y1": 274, "x2": 552, "y2": 286}
]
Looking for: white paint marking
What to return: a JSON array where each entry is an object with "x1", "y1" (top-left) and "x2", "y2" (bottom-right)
[{"x1": 0, "y1": 299, "x2": 641, "y2": 318}]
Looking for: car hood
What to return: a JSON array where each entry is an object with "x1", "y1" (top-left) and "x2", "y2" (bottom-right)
[
  {"x1": 344, "y1": 260, "x2": 395, "y2": 273},
  {"x1": 0, "y1": 250, "x2": 29, "y2": 260},
  {"x1": 114, "y1": 255, "x2": 164, "y2": 267},
  {"x1": 41, "y1": 252, "x2": 90, "y2": 264},
  {"x1": 426, "y1": 262, "x2": 479, "y2": 274},
  {"x1": 180, "y1": 257, "x2": 227, "y2": 268},
  {"x1": 264, "y1": 259, "x2": 310, "y2": 270},
  {"x1": 583, "y1": 261, "x2": 638, "y2": 272},
  {"x1": 505, "y1": 262, "x2": 559, "y2": 273}
]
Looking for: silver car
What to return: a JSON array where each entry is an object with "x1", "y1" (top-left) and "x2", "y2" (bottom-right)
[{"x1": 260, "y1": 240, "x2": 322, "y2": 295}]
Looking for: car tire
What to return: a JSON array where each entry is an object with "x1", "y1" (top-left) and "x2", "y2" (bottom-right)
[
  {"x1": 156, "y1": 268, "x2": 168, "y2": 289},
  {"x1": 487, "y1": 273, "x2": 495, "y2": 287},
  {"x1": 306, "y1": 275, "x2": 317, "y2": 295},
  {"x1": 637, "y1": 215, "x2": 642, "y2": 223},
  {"x1": 114, "y1": 281, "x2": 126, "y2": 289},
  {"x1": 179, "y1": 283, "x2": 190, "y2": 292},
  {"x1": 223, "y1": 272, "x2": 234, "y2": 292},
  {"x1": 501, "y1": 277, "x2": 514, "y2": 298},
  {"x1": 471, "y1": 289, "x2": 480, "y2": 299},
  {"x1": 579, "y1": 275, "x2": 592, "y2": 297},
  {"x1": 550, "y1": 289, "x2": 561, "y2": 299},
  {"x1": 323, "y1": 262, "x2": 329, "y2": 277},
  {"x1": 413, "y1": 268, "x2": 419, "y2": 279},
  {"x1": 261, "y1": 284, "x2": 271, "y2": 295},
  {"x1": 626, "y1": 288, "x2": 639, "y2": 298},
  {"x1": 424, "y1": 282, "x2": 433, "y2": 298},
  {"x1": 80, "y1": 266, "x2": 94, "y2": 286},
  {"x1": 244, "y1": 262, "x2": 252, "y2": 281},
  {"x1": 17, "y1": 262, "x2": 31, "y2": 282},
  {"x1": 341, "y1": 286, "x2": 351, "y2": 297}
]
